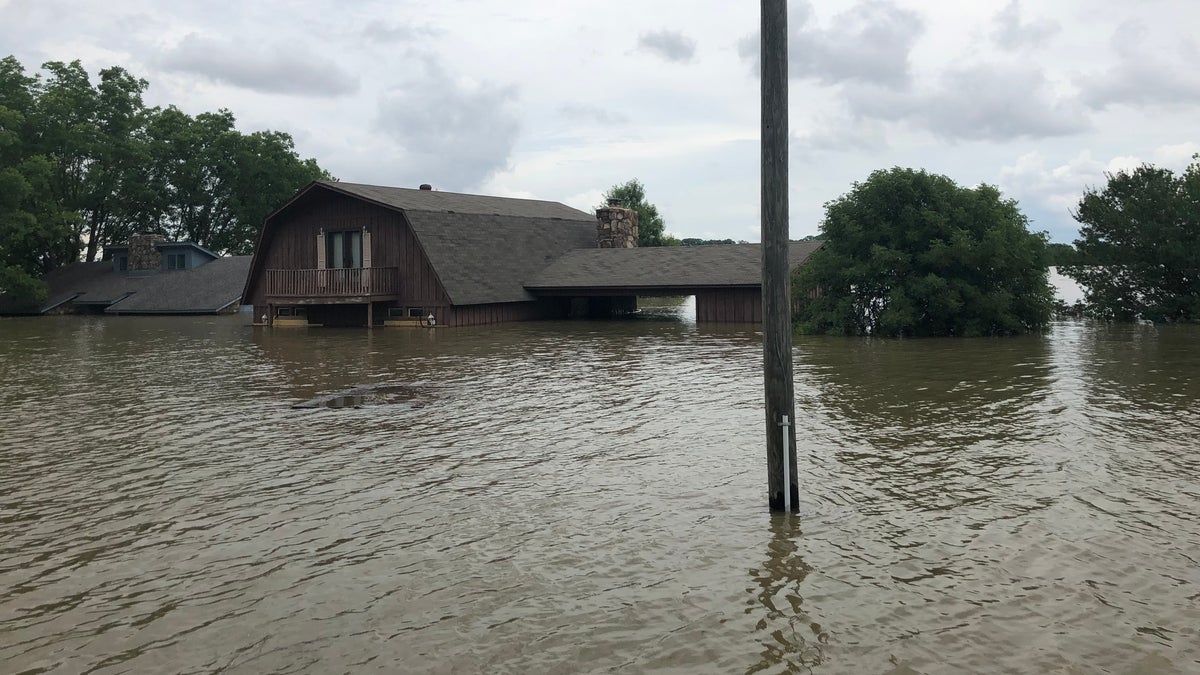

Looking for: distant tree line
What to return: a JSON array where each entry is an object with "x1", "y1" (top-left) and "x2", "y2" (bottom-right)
[
  {"x1": 680, "y1": 237, "x2": 738, "y2": 246},
  {"x1": 1046, "y1": 242, "x2": 1079, "y2": 267},
  {"x1": 0, "y1": 56, "x2": 330, "y2": 305}
]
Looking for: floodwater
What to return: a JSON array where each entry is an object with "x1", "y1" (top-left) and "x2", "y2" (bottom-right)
[{"x1": 1, "y1": 303, "x2": 1197, "y2": 674}]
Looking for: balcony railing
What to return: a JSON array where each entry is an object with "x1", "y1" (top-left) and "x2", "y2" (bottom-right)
[{"x1": 266, "y1": 267, "x2": 399, "y2": 298}]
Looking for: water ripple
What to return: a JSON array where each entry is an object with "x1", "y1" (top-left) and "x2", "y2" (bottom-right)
[{"x1": 1, "y1": 315, "x2": 1198, "y2": 674}]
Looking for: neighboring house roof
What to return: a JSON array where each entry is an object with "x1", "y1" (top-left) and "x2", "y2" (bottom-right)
[
  {"x1": 104, "y1": 241, "x2": 220, "y2": 260},
  {"x1": 526, "y1": 241, "x2": 825, "y2": 292},
  {"x1": 35, "y1": 261, "x2": 137, "y2": 309},
  {"x1": 247, "y1": 181, "x2": 597, "y2": 306},
  {"x1": 105, "y1": 256, "x2": 251, "y2": 313},
  {"x1": 26, "y1": 256, "x2": 251, "y2": 315}
]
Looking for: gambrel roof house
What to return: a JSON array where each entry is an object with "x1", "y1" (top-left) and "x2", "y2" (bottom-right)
[{"x1": 242, "y1": 181, "x2": 822, "y2": 327}]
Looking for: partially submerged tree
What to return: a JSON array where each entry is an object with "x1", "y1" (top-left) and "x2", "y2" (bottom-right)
[
  {"x1": 1062, "y1": 160, "x2": 1200, "y2": 322},
  {"x1": 795, "y1": 167, "x2": 1054, "y2": 337},
  {"x1": 601, "y1": 178, "x2": 670, "y2": 247}
]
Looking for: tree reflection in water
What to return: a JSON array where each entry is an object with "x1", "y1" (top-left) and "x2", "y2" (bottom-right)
[{"x1": 746, "y1": 514, "x2": 827, "y2": 674}]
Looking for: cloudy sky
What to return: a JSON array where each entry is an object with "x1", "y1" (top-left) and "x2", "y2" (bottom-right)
[{"x1": 3, "y1": 0, "x2": 1198, "y2": 243}]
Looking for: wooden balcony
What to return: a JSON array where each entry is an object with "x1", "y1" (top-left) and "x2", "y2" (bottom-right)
[{"x1": 265, "y1": 267, "x2": 400, "y2": 301}]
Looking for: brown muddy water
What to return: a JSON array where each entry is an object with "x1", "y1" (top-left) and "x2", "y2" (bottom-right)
[{"x1": 1, "y1": 304, "x2": 1198, "y2": 674}]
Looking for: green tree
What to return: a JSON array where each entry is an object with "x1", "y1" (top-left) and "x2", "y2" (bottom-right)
[
  {"x1": 680, "y1": 237, "x2": 737, "y2": 246},
  {"x1": 0, "y1": 57, "x2": 77, "y2": 307},
  {"x1": 1062, "y1": 161, "x2": 1200, "y2": 322},
  {"x1": 795, "y1": 167, "x2": 1054, "y2": 337},
  {"x1": 133, "y1": 106, "x2": 329, "y2": 254},
  {"x1": 0, "y1": 54, "x2": 332, "y2": 291},
  {"x1": 601, "y1": 178, "x2": 669, "y2": 247},
  {"x1": 1046, "y1": 242, "x2": 1078, "y2": 267}
]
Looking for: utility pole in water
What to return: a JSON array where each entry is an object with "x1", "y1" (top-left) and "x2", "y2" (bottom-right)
[{"x1": 761, "y1": 0, "x2": 797, "y2": 511}]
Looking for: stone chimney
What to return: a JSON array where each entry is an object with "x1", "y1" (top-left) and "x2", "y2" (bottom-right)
[
  {"x1": 595, "y1": 199, "x2": 638, "y2": 248},
  {"x1": 128, "y1": 233, "x2": 166, "y2": 273}
]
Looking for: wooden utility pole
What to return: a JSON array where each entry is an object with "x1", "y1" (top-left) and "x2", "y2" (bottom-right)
[{"x1": 761, "y1": 0, "x2": 797, "y2": 511}]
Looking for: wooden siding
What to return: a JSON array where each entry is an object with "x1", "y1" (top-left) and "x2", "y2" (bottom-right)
[
  {"x1": 247, "y1": 190, "x2": 450, "y2": 309},
  {"x1": 696, "y1": 288, "x2": 761, "y2": 323},
  {"x1": 441, "y1": 299, "x2": 565, "y2": 327}
]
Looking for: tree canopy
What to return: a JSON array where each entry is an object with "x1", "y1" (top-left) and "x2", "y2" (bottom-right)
[
  {"x1": 1061, "y1": 159, "x2": 1200, "y2": 322},
  {"x1": 680, "y1": 237, "x2": 739, "y2": 246},
  {"x1": 0, "y1": 55, "x2": 330, "y2": 306},
  {"x1": 1046, "y1": 242, "x2": 1079, "y2": 267},
  {"x1": 794, "y1": 167, "x2": 1054, "y2": 337},
  {"x1": 601, "y1": 178, "x2": 673, "y2": 247}
]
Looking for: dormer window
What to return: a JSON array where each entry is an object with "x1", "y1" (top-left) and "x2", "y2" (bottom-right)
[
  {"x1": 116, "y1": 256, "x2": 128, "y2": 271},
  {"x1": 166, "y1": 253, "x2": 186, "y2": 270}
]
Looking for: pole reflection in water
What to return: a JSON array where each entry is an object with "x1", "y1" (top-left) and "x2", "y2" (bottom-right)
[{"x1": 746, "y1": 514, "x2": 826, "y2": 674}]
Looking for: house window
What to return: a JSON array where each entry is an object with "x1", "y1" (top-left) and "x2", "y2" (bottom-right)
[
  {"x1": 166, "y1": 253, "x2": 186, "y2": 270},
  {"x1": 117, "y1": 256, "x2": 128, "y2": 271},
  {"x1": 326, "y1": 230, "x2": 362, "y2": 269},
  {"x1": 408, "y1": 307, "x2": 426, "y2": 318}
]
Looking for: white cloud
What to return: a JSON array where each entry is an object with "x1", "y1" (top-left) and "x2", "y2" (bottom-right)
[
  {"x1": 1152, "y1": 142, "x2": 1200, "y2": 168},
  {"x1": 157, "y1": 33, "x2": 359, "y2": 97},
  {"x1": 845, "y1": 62, "x2": 1088, "y2": 141},
  {"x1": 375, "y1": 55, "x2": 520, "y2": 191},
  {"x1": 558, "y1": 104, "x2": 629, "y2": 127},
  {"x1": 738, "y1": 0, "x2": 924, "y2": 89},
  {"x1": 990, "y1": 0, "x2": 1060, "y2": 50},
  {"x1": 1079, "y1": 20, "x2": 1200, "y2": 109},
  {"x1": 637, "y1": 30, "x2": 696, "y2": 64}
]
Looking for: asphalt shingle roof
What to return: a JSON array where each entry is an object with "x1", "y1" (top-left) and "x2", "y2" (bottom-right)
[
  {"x1": 321, "y1": 181, "x2": 595, "y2": 221},
  {"x1": 406, "y1": 212, "x2": 596, "y2": 305},
  {"x1": 105, "y1": 257, "x2": 251, "y2": 313},
  {"x1": 29, "y1": 257, "x2": 251, "y2": 314},
  {"x1": 526, "y1": 241, "x2": 824, "y2": 290}
]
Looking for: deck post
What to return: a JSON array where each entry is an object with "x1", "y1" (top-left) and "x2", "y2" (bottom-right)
[
  {"x1": 761, "y1": 0, "x2": 797, "y2": 511},
  {"x1": 366, "y1": 301, "x2": 373, "y2": 328}
]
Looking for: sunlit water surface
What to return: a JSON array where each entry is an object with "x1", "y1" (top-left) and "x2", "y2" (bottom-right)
[{"x1": 1, "y1": 302, "x2": 1197, "y2": 674}]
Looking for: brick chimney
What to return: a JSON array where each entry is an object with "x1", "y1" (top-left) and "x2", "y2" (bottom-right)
[
  {"x1": 595, "y1": 199, "x2": 638, "y2": 248},
  {"x1": 128, "y1": 233, "x2": 166, "y2": 273}
]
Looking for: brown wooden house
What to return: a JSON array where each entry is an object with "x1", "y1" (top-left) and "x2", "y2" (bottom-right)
[
  {"x1": 242, "y1": 181, "x2": 824, "y2": 327},
  {"x1": 242, "y1": 181, "x2": 597, "y2": 327}
]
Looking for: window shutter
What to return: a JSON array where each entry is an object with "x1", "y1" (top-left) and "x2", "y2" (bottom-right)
[
  {"x1": 362, "y1": 230, "x2": 372, "y2": 293},
  {"x1": 316, "y1": 230, "x2": 326, "y2": 288}
]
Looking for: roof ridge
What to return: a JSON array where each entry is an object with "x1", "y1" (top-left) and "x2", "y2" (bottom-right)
[{"x1": 320, "y1": 181, "x2": 593, "y2": 216}]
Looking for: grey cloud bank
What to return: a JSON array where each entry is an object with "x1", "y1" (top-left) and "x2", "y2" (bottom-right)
[
  {"x1": 4, "y1": 0, "x2": 1196, "y2": 245},
  {"x1": 158, "y1": 34, "x2": 359, "y2": 97}
]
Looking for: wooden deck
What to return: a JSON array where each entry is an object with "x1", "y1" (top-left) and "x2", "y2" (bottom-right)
[{"x1": 265, "y1": 267, "x2": 400, "y2": 301}]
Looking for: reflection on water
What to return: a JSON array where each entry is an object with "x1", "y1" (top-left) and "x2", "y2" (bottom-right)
[
  {"x1": 747, "y1": 515, "x2": 824, "y2": 674},
  {"x1": 1, "y1": 310, "x2": 1198, "y2": 674}
]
